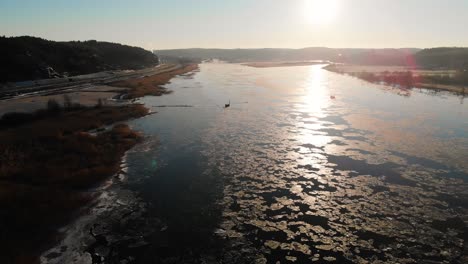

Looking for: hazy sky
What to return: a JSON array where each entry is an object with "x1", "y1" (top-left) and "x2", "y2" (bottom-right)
[{"x1": 1, "y1": 0, "x2": 468, "y2": 50}]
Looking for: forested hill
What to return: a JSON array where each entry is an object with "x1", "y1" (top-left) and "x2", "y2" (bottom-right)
[
  {"x1": 156, "y1": 47, "x2": 468, "y2": 69},
  {"x1": 0, "y1": 36, "x2": 159, "y2": 83},
  {"x1": 413, "y1": 48, "x2": 468, "y2": 69},
  {"x1": 156, "y1": 47, "x2": 420, "y2": 66}
]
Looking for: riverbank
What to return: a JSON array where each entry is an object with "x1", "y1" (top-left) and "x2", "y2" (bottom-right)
[
  {"x1": 324, "y1": 64, "x2": 467, "y2": 94},
  {"x1": 0, "y1": 105, "x2": 148, "y2": 263},
  {"x1": 0, "y1": 64, "x2": 198, "y2": 263},
  {"x1": 110, "y1": 64, "x2": 199, "y2": 98}
]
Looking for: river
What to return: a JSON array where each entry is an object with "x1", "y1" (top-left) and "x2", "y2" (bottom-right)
[{"x1": 44, "y1": 62, "x2": 468, "y2": 263}]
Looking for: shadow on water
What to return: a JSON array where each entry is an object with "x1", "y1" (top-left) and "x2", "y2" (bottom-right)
[
  {"x1": 327, "y1": 155, "x2": 417, "y2": 186},
  {"x1": 390, "y1": 150, "x2": 468, "y2": 182},
  {"x1": 126, "y1": 152, "x2": 228, "y2": 263}
]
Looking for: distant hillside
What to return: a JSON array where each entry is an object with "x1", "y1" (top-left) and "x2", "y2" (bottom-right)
[
  {"x1": 0, "y1": 36, "x2": 159, "y2": 83},
  {"x1": 156, "y1": 47, "x2": 468, "y2": 70},
  {"x1": 414, "y1": 48, "x2": 468, "y2": 69},
  {"x1": 156, "y1": 47, "x2": 420, "y2": 66}
]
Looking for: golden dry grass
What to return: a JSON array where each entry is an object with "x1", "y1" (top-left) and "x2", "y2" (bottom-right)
[{"x1": 0, "y1": 105, "x2": 148, "y2": 263}]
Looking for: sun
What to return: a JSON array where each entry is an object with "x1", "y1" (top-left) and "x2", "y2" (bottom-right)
[{"x1": 304, "y1": 0, "x2": 339, "y2": 25}]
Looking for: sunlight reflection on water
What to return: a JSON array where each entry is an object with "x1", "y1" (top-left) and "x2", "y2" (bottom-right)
[
  {"x1": 124, "y1": 62, "x2": 468, "y2": 263},
  {"x1": 297, "y1": 66, "x2": 333, "y2": 151}
]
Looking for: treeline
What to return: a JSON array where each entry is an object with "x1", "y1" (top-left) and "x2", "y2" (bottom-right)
[
  {"x1": 413, "y1": 48, "x2": 468, "y2": 69},
  {"x1": 0, "y1": 36, "x2": 159, "y2": 83},
  {"x1": 156, "y1": 47, "x2": 468, "y2": 70},
  {"x1": 156, "y1": 47, "x2": 419, "y2": 65}
]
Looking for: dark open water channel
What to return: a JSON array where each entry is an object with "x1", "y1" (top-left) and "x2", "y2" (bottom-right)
[{"x1": 44, "y1": 63, "x2": 468, "y2": 263}]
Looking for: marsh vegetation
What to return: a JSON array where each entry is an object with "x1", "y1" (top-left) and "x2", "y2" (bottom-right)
[{"x1": 0, "y1": 97, "x2": 148, "y2": 262}]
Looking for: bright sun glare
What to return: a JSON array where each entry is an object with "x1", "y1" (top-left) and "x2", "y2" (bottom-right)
[{"x1": 304, "y1": 0, "x2": 339, "y2": 25}]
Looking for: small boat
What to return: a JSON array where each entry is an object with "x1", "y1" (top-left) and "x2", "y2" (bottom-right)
[
  {"x1": 330, "y1": 96, "x2": 336, "y2": 99},
  {"x1": 224, "y1": 100, "x2": 230, "y2": 108}
]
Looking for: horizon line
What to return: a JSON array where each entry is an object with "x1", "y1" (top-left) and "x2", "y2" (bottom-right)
[{"x1": 3, "y1": 35, "x2": 467, "y2": 51}]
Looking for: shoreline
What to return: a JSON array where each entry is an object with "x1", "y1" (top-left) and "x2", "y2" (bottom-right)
[
  {"x1": 110, "y1": 64, "x2": 199, "y2": 98},
  {"x1": 324, "y1": 64, "x2": 467, "y2": 94},
  {"x1": 0, "y1": 64, "x2": 198, "y2": 263},
  {"x1": 243, "y1": 61, "x2": 325, "y2": 68},
  {"x1": 417, "y1": 82, "x2": 467, "y2": 94}
]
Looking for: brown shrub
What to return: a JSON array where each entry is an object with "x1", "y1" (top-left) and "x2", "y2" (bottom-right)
[{"x1": 0, "y1": 105, "x2": 146, "y2": 263}]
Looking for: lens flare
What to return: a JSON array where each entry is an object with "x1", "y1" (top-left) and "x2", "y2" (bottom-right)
[{"x1": 304, "y1": 0, "x2": 339, "y2": 25}]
